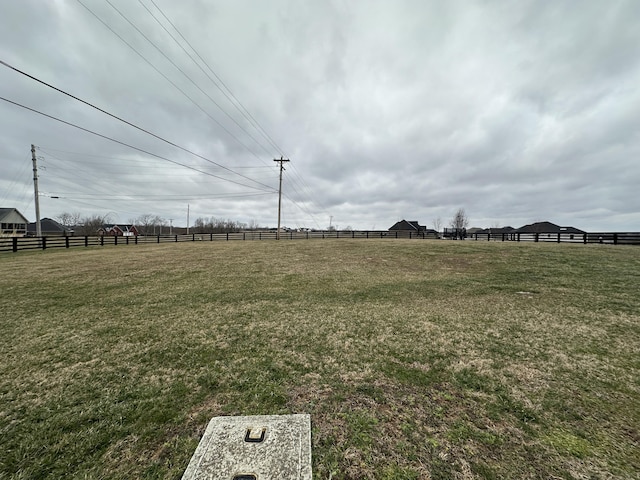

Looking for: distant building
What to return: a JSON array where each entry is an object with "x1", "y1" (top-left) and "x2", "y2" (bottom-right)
[
  {"x1": 27, "y1": 218, "x2": 73, "y2": 237},
  {"x1": 0, "y1": 208, "x2": 29, "y2": 237},
  {"x1": 389, "y1": 220, "x2": 427, "y2": 233},
  {"x1": 98, "y1": 224, "x2": 140, "y2": 236},
  {"x1": 515, "y1": 222, "x2": 585, "y2": 234}
]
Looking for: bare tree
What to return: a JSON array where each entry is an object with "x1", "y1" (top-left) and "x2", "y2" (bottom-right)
[
  {"x1": 247, "y1": 219, "x2": 261, "y2": 231},
  {"x1": 432, "y1": 217, "x2": 442, "y2": 234},
  {"x1": 450, "y1": 208, "x2": 469, "y2": 240},
  {"x1": 193, "y1": 216, "x2": 247, "y2": 234},
  {"x1": 153, "y1": 215, "x2": 166, "y2": 235},
  {"x1": 55, "y1": 212, "x2": 82, "y2": 229},
  {"x1": 450, "y1": 208, "x2": 469, "y2": 229},
  {"x1": 76, "y1": 214, "x2": 108, "y2": 236},
  {"x1": 134, "y1": 214, "x2": 165, "y2": 235}
]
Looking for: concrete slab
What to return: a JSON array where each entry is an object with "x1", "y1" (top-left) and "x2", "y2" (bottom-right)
[{"x1": 181, "y1": 414, "x2": 312, "y2": 480}]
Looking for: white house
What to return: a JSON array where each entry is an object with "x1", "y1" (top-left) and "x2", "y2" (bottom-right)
[{"x1": 0, "y1": 208, "x2": 29, "y2": 237}]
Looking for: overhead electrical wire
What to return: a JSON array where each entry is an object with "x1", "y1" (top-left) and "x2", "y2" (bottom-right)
[
  {"x1": 74, "y1": 0, "x2": 272, "y2": 169},
  {"x1": 0, "y1": 60, "x2": 273, "y2": 195},
  {"x1": 89, "y1": 0, "x2": 326, "y2": 228},
  {"x1": 0, "y1": 153, "x2": 32, "y2": 206},
  {"x1": 0, "y1": 60, "x2": 277, "y2": 193},
  {"x1": 105, "y1": 0, "x2": 274, "y2": 159},
  {"x1": 47, "y1": 192, "x2": 272, "y2": 200},
  {"x1": 143, "y1": 0, "x2": 286, "y2": 157},
  {"x1": 140, "y1": 0, "x2": 325, "y2": 228},
  {"x1": 0, "y1": 95, "x2": 275, "y2": 193},
  {"x1": 2, "y1": 3, "x2": 326, "y2": 228}
]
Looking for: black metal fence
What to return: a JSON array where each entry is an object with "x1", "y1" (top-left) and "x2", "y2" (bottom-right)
[{"x1": 1, "y1": 230, "x2": 639, "y2": 253}]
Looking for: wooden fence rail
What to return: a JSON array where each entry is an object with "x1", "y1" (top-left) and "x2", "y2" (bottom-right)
[
  {"x1": 1, "y1": 230, "x2": 639, "y2": 253},
  {"x1": 470, "y1": 232, "x2": 640, "y2": 245}
]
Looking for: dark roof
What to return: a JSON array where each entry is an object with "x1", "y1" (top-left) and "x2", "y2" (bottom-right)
[
  {"x1": 27, "y1": 218, "x2": 72, "y2": 233},
  {"x1": 389, "y1": 220, "x2": 426, "y2": 232},
  {"x1": 515, "y1": 221, "x2": 585, "y2": 234}
]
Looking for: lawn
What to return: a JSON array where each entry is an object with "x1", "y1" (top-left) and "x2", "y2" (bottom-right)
[{"x1": 0, "y1": 240, "x2": 638, "y2": 479}]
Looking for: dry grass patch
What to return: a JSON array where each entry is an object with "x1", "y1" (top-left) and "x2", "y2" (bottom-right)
[{"x1": 1, "y1": 240, "x2": 639, "y2": 479}]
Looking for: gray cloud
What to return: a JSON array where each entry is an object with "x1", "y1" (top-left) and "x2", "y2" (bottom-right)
[{"x1": 1, "y1": 0, "x2": 639, "y2": 232}]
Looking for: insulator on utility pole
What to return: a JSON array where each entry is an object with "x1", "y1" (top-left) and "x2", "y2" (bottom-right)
[
  {"x1": 31, "y1": 144, "x2": 42, "y2": 237},
  {"x1": 274, "y1": 156, "x2": 290, "y2": 240}
]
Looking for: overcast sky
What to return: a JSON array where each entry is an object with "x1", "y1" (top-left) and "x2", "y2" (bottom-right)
[{"x1": 1, "y1": 0, "x2": 639, "y2": 231}]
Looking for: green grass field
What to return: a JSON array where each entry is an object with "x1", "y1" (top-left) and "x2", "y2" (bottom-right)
[{"x1": 1, "y1": 240, "x2": 638, "y2": 479}]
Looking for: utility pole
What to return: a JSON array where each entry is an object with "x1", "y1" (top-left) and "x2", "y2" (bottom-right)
[
  {"x1": 273, "y1": 156, "x2": 290, "y2": 240},
  {"x1": 169, "y1": 218, "x2": 173, "y2": 235},
  {"x1": 186, "y1": 204, "x2": 190, "y2": 235},
  {"x1": 31, "y1": 144, "x2": 42, "y2": 237}
]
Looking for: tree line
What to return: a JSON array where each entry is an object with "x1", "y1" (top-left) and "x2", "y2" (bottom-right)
[
  {"x1": 54, "y1": 212, "x2": 262, "y2": 235},
  {"x1": 55, "y1": 209, "x2": 470, "y2": 236}
]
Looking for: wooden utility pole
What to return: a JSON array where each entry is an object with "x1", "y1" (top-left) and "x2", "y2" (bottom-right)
[
  {"x1": 274, "y1": 156, "x2": 290, "y2": 240},
  {"x1": 31, "y1": 144, "x2": 42, "y2": 237}
]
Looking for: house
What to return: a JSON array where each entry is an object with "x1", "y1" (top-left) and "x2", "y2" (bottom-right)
[
  {"x1": 98, "y1": 224, "x2": 140, "y2": 237},
  {"x1": 515, "y1": 222, "x2": 585, "y2": 234},
  {"x1": 27, "y1": 218, "x2": 73, "y2": 237},
  {"x1": 389, "y1": 220, "x2": 427, "y2": 233},
  {"x1": 389, "y1": 220, "x2": 439, "y2": 238},
  {"x1": 0, "y1": 208, "x2": 29, "y2": 237}
]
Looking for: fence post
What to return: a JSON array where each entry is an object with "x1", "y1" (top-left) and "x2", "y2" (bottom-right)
[
  {"x1": 13, "y1": 237, "x2": 18, "y2": 252},
  {"x1": 192, "y1": 233, "x2": 195, "y2": 242},
  {"x1": 100, "y1": 236, "x2": 104, "y2": 246},
  {"x1": 226, "y1": 233, "x2": 229, "y2": 241},
  {"x1": 517, "y1": 233, "x2": 520, "y2": 242},
  {"x1": 583, "y1": 233, "x2": 587, "y2": 244},
  {"x1": 42, "y1": 237, "x2": 47, "y2": 250},
  {"x1": 85, "y1": 236, "x2": 88, "y2": 247},
  {"x1": 210, "y1": 233, "x2": 213, "y2": 241},
  {"x1": 115, "y1": 236, "x2": 118, "y2": 246},
  {"x1": 157, "y1": 235, "x2": 160, "y2": 244},
  {"x1": 243, "y1": 232, "x2": 246, "y2": 240},
  {"x1": 135, "y1": 236, "x2": 138, "y2": 244},
  {"x1": 557, "y1": 233, "x2": 561, "y2": 243},
  {"x1": 65, "y1": 237, "x2": 70, "y2": 248},
  {"x1": 614, "y1": 233, "x2": 618, "y2": 245},
  {"x1": 534, "y1": 233, "x2": 539, "y2": 242}
]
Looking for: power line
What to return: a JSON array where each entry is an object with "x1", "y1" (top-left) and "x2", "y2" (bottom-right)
[
  {"x1": 146, "y1": 0, "x2": 288, "y2": 157},
  {"x1": 106, "y1": 0, "x2": 275, "y2": 158},
  {"x1": 74, "y1": 0, "x2": 271, "y2": 168},
  {"x1": 81, "y1": 0, "x2": 327, "y2": 228},
  {"x1": 0, "y1": 59, "x2": 277, "y2": 193},
  {"x1": 0, "y1": 95, "x2": 275, "y2": 193}
]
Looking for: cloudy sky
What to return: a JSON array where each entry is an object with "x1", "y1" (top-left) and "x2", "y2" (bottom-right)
[{"x1": 1, "y1": 0, "x2": 639, "y2": 232}]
